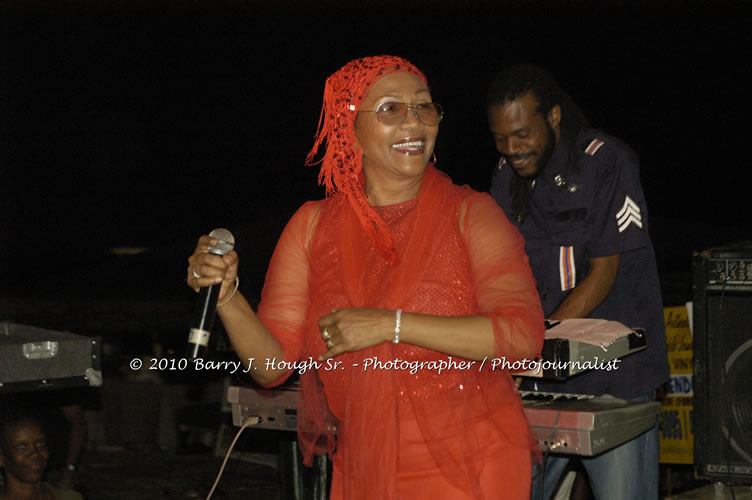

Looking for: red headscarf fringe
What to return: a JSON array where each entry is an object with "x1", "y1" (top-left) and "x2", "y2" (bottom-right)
[{"x1": 305, "y1": 55, "x2": 428, "y2": 263}]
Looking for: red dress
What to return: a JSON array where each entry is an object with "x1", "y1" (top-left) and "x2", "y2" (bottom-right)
[{"x1": 257, "y1": 168, "x2": 543, "y2": 499}]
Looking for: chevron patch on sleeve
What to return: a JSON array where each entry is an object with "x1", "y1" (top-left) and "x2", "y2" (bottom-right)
[{"x1": 616, "y1": 194, "x2": 643, "y2": 232}]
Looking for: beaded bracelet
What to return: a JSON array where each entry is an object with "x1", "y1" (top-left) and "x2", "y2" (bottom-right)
[
  {"x1": 393, "y1": 308, "x2": 402, "y2": 344},
  {"x1": 217, "y1": 276, "x2": 240, "y2": 308}
]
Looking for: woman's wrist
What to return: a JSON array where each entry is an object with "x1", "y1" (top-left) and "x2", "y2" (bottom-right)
[{"x1": 217, "y1": 276, "x2": 240, "y2": 308}]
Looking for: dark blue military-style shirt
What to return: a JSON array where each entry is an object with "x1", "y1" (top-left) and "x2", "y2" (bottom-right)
[{"x1": 491, "y1": 130, "x2": 669, "y2": 399}]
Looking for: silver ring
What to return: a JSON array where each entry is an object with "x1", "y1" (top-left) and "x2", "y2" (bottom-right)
[
  {"x1": 322, "y1": 328, "x2": 331, "y2": 341},
  {"x1": 192, "y1": 267, "x2": 201, "y2": 279},
  {"x1": 326, "y1": 340, "x2": 334, "y2": 349}
]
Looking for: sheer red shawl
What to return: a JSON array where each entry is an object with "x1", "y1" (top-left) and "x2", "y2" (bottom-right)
[{"x1": 292, "y1": 167, "x2": 542, "y2": 499}]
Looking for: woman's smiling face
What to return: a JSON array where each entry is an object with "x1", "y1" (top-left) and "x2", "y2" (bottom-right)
[{"x1": 355, "y1": 72, "x2": 438, "y2": 184}]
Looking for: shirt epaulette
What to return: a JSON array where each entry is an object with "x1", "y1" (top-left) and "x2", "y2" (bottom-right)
[{"x1": 584, "y1": 138, "x2": 605, "y2": 156}]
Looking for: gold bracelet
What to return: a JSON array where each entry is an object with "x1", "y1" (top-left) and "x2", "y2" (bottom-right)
[{"x1": 217, "y1": 276, "x2": 240, "y2": 308}]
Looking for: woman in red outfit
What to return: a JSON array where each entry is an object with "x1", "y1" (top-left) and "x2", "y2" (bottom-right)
[{"x1": 187, "y1": 55, "x2": 544, "y2": 499}]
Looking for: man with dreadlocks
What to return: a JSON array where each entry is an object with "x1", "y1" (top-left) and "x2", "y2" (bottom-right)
[{"x1": 487, "y1": 64, "x2": 668, "y2": 499}]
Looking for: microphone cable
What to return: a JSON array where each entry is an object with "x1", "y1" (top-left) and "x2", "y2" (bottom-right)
[{"x1": 206, "y1": 415, "x2": 261, "y2": 500}]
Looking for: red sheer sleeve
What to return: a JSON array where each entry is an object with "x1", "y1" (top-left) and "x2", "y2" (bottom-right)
[
  {"x1": 461, "y1": 192, "x2": 544, "y2": 362},
  {"x1": 255, "y1": 201, "x2": 320, "y2": 386}
]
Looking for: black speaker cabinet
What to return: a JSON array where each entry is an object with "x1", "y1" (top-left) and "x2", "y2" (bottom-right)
[{"x1": 693, "y1": 241, "x2": 752, "y2": 484}]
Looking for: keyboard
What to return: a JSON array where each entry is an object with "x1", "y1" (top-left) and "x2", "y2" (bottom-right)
[
  {"x1": 227, "y1": 386, "x2": 660, "y2": 457},
  {"x1": 521, "y1": 391, "x2": 661, "y2": 456}
]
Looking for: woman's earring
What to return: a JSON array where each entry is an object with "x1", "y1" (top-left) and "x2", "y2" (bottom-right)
[{"x1": 431, "y1": 152, "x2": 437, "y2": 165}]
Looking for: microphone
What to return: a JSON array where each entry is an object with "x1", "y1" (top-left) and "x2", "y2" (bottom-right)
[{"x1": 187, "y1": 228, "x2": 235, "y2": 359}]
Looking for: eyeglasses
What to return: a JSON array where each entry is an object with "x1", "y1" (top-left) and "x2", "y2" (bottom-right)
[{"x1": 359, "y1": 102, "x2": 444, "y2": 126}]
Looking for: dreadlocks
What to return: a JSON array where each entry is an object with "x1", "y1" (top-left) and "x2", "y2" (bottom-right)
[{"x1": 487, "y1": 64, "x2": 591, "y2": 223}]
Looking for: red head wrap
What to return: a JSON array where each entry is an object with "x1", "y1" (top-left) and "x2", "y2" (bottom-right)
[{"x1": 305, "y1": 55, "x2": 428, "y2": 263}]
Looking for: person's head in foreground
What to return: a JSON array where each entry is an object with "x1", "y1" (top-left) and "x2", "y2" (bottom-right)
[{"x1": 0, "y1": 414, "x2": 50, "y2": 499}]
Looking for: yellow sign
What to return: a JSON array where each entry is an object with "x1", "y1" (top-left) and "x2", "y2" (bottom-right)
[{"x1": 659, "y1": 305, "x2": 694, "y2": 464}]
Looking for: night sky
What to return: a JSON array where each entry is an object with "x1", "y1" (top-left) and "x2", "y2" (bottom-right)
[{"x1": 3, "y1": 6, "x2": 752, "y2": 303}]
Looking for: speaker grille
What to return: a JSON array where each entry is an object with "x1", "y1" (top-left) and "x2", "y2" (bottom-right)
[{"x1": 695, "y1": 251, "x2": 752, "y2": 484}]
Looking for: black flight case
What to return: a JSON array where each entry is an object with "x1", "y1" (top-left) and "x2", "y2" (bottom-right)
[{"x1": 0, "y1": 321, "x2": 102, "y2": 394}]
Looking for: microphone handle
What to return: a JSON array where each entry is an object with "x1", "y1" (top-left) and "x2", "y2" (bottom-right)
[{"x1": 186, "y1": 283, "x2": 220, "y2": 359}]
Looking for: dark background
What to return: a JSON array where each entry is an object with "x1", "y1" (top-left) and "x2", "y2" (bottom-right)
[
  {"x1": 3, "y1": 5, "x2": 751, "y2": 309},
  {"x1": 2, "y1": 9, "x2": 749, "y2": 497}
]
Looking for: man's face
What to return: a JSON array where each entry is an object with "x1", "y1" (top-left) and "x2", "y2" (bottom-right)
[
  {"x1": 0, "y1": 420, "x2": 49, "y2": 484},
  {"x1": 488, "y1": 92, "x2": 560, "y2": 178}
]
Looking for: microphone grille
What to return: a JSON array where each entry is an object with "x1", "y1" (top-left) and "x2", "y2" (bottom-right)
[{"x1": 208, "y1": 228, "x2": 235, "y2": 256}]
